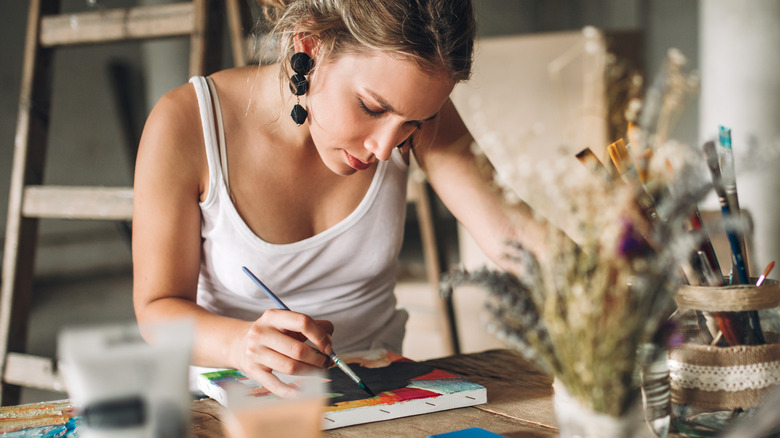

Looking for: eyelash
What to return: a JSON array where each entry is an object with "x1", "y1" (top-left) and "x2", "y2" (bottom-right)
[
  {"x1": 359, "y1": 99, "x2": 383, "y2": 118},
  {"x1": 359, "y1": 99, "x2": 423, "y2": 130}
]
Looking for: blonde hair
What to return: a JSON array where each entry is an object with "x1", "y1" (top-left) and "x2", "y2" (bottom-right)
[{"x1": 257, "y1": 0, "x2": 476, "y2": 82}]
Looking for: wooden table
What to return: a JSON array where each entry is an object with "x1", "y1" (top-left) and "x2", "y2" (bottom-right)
[
  {"x1": 4, "y1": 349, "x2": 677, "y2": 437},
  {"x1": 191, "y1": 349, "x2": 559, "y2": 437}
]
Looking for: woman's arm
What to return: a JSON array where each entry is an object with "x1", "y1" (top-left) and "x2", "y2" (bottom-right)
[
  {"x1": 132, "y1": 84, "x2": 333, "y2": 397},
  {"x1": 412, "y1": 99, "x2": 551, "y2": 270}
]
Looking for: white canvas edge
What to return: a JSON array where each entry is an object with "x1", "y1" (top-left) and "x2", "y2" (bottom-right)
[{"x1": 321, "y1": 386, "x2": 488, "y2": 430}]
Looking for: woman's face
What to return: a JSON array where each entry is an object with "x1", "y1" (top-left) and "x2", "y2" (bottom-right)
[{"x1": 304, "y1": 50, "x2": 455, "y2": 176}]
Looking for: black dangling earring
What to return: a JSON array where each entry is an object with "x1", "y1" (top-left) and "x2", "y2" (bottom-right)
[{"x1": 289, "y1": 52, "x2": 314, "y2": 125}]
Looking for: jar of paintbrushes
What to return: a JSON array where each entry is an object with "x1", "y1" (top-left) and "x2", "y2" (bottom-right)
[
  {"x1": 665, "y1": 127, "x2": 780, "y2": 436},
  {"x1": 668, "y1": 277, "x2": 780, "y2": 436}
]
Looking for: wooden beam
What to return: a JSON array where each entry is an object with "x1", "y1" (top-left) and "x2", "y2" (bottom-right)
[
  {"x1": 39, "y1": 3, "x2": 194, "y2": 47},
  {"x1": 226, "y1": 0, "x2": 253, "y2": 67},
  {"x1": 22, "y1": 186, "x2": 133, "y2": 220},
  {"x1": 189, "y1": 0, "x2": 223, "y2": 76},
  {"x1": 3, "y1": 353, "x2": 64, "y2": 392}
]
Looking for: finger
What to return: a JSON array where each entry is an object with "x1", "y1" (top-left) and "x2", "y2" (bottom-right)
[
  {"x1": 314, "y1": 319, "x2": 335, "y2": 335},
  {"x1": 248, "y1": 342, "x2": 324, "y2": 377},
  {"x1": 249, "y1": 323, "x2": 328, "y2": 369},
  {"x1": 286, "y1": 320, "x2": 332, "y2": 343},
  {"x1": 243, "y1": 364, "x2": 299, "y2": 399},
  {"x1": 262, "y1": 310, "x2": 335, "y2": 359},
  {"x1": 281, "y1": 330, "x2": 334, "y2": 367}
]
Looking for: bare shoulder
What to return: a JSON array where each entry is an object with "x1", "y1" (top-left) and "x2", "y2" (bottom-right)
[
  {"x1": 209, "y1": 65, "x2": 277, "y2": 94},
  {"x1": 204, "y1": 65, "x2": 290, "y2": 161},
  {"x1": 142, "y1": 81, "x2": 202, "y2": 151},
  {"x1": 135, "y1": 80, "x2": 206, "y2": 198}
]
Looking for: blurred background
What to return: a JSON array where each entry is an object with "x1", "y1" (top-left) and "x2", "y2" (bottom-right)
[{"x1": 1, "y1": 0, "x2": 778, "y2": 403}]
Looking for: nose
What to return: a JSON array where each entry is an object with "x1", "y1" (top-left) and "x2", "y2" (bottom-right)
[{"x1": 364, "y1": 123, "x2": 415, "y2": 161}]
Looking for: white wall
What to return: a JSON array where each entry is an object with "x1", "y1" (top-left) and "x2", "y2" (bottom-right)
[{"x1": 699, "y1": 0, "x2": 780, "y2": 274}]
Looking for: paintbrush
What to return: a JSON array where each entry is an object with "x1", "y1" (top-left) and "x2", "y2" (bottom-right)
[
  {"x1": 603, "y1": 139, "x2": 660, "y2": 223},
  {"x1": 694, "y1": 250, "x2": 751, "y2": 347},
  {"x1": 623, "y1": 124, "x2": 657, "y2": 186},
  {"x1": 575, "y1": 147, "x2": 617, "y2": 184},
  {"x1": 703, "y1": 141, "x2": 764, "y2": 344},
  {"x1": 241, "y1": 266, "x2": 376, "y2": 397},
  {"x1": 756, "y1": 261, "x2": 775, "y2": 287},
  {"x1": 689, "y1": 251, "x2": 717, "y2": 344},
  {"x1": 718, "y1": 127, "x2": 740, "y2": 217},
  {"x1": 718, "y1": 126, "x2": 750, "y2": 281},
  {"x1": 633, "y1": 50, "x2": 688, "y2": 179},
  {"x1": 703, "y1": 140, "x2": 750, "y2": 286},
  {"x1": 608, "y1": 138, "x2": 640, "y2": 182},
  {"x1": 686, "y1": 209, "x2": 724, "y2": 285}
]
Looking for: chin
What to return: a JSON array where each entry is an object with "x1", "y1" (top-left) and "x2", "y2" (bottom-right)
[
  {"x1": 324, "y1": 159, "x2": 358, "y2": 176},
  {"x1": 316, "y1": 147, "x2": 360, "y2": 176},
  {"x1": 337, "y1": 166, "x2": 360, "y2": 176}
]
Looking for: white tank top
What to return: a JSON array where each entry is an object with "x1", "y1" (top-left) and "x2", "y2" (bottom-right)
[{"x1": 190, "y1": 76, "x2": 410, "y2": 354}]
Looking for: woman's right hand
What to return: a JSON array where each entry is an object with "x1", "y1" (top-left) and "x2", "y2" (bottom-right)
[{"x1": 233, "y1": 309, "x2": 335, "y2": 398}]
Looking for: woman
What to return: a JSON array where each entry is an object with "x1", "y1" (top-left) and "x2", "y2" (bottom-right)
[{"x1": 133, "y1": 0, "x2": 546, "y2": 397}]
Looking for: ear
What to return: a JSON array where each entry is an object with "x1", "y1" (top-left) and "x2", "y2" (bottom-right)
[{"x1": 292, "y1": 32, "x2": 320, "y2": 57}]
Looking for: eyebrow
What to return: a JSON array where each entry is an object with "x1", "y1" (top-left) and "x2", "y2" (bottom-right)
[{"x1": 366, "y1": 90, "x2": 440, "y2": 124}]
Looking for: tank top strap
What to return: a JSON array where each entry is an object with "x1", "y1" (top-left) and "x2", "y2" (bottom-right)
[{"x1": 190, "y1": 76, "x2": 230, "y2": 206}]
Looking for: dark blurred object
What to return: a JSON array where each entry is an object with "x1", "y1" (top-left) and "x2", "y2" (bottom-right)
[{"x1": 721, "y1": 384, "x2": 780, "y2": 438}]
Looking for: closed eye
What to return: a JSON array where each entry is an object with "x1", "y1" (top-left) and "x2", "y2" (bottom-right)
[
  {"x1": 359, "y1": 97, "x2": 423, "y2": 129},
  {"x1": 359, "y1": 99, "x2": 383, "y2": 118}
]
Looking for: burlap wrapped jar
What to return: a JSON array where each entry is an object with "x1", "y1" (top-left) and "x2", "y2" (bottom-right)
[{"x1": 669, "y1": 279, "x2": 780, "y2": 436}]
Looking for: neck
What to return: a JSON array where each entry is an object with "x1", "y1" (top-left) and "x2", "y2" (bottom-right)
[{"x1": 249, "y1": 63, "x2": 315, "y2": 152}]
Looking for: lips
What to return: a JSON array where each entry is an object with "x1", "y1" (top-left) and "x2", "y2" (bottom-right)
[{"x1": 345, "y1": 151, "x2": 371, "y2": 171}]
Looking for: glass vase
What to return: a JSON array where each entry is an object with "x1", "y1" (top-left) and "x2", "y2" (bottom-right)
[
  {"x1": 669, "y1": 279, "x2": 780, "y2": 437},
  {"x1": 553, "y1": 379, "x2": 644, "y2": 438},
  {"x1": 639, "y1": 343, "x2": 671, "y2": 438}
]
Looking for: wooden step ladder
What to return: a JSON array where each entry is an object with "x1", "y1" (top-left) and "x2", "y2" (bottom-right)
[{"x1": 0, "y1": 0, "x2": 252, "y2": 406}]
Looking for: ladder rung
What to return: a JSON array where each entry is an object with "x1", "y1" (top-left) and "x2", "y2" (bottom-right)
[
  {"x1": 3, "y1": 353, "x2": 65, "y2": 392},
  {"x1": 40, "y1": 3, "x2": 195, "y2": 47},
  {"x1": 22, "y1": 186, "x2": 133, "y2": 220}
]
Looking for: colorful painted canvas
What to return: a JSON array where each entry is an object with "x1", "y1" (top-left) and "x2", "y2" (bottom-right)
[
  {"x1": 197, "y1": 349, "x2": 487, "y2": 429},
  {"x1": 0, "y1": 400, "x2": 80, "y2": 437}
]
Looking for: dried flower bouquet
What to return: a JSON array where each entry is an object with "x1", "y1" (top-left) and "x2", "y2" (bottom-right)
[{"x1": 441, "y1": 49, "x2": 714, "y2": 418}]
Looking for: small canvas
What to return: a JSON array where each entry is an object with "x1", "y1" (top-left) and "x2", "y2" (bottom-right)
[{"x1": 197, "y1": 349, "x2": 487, "y2": 429}]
